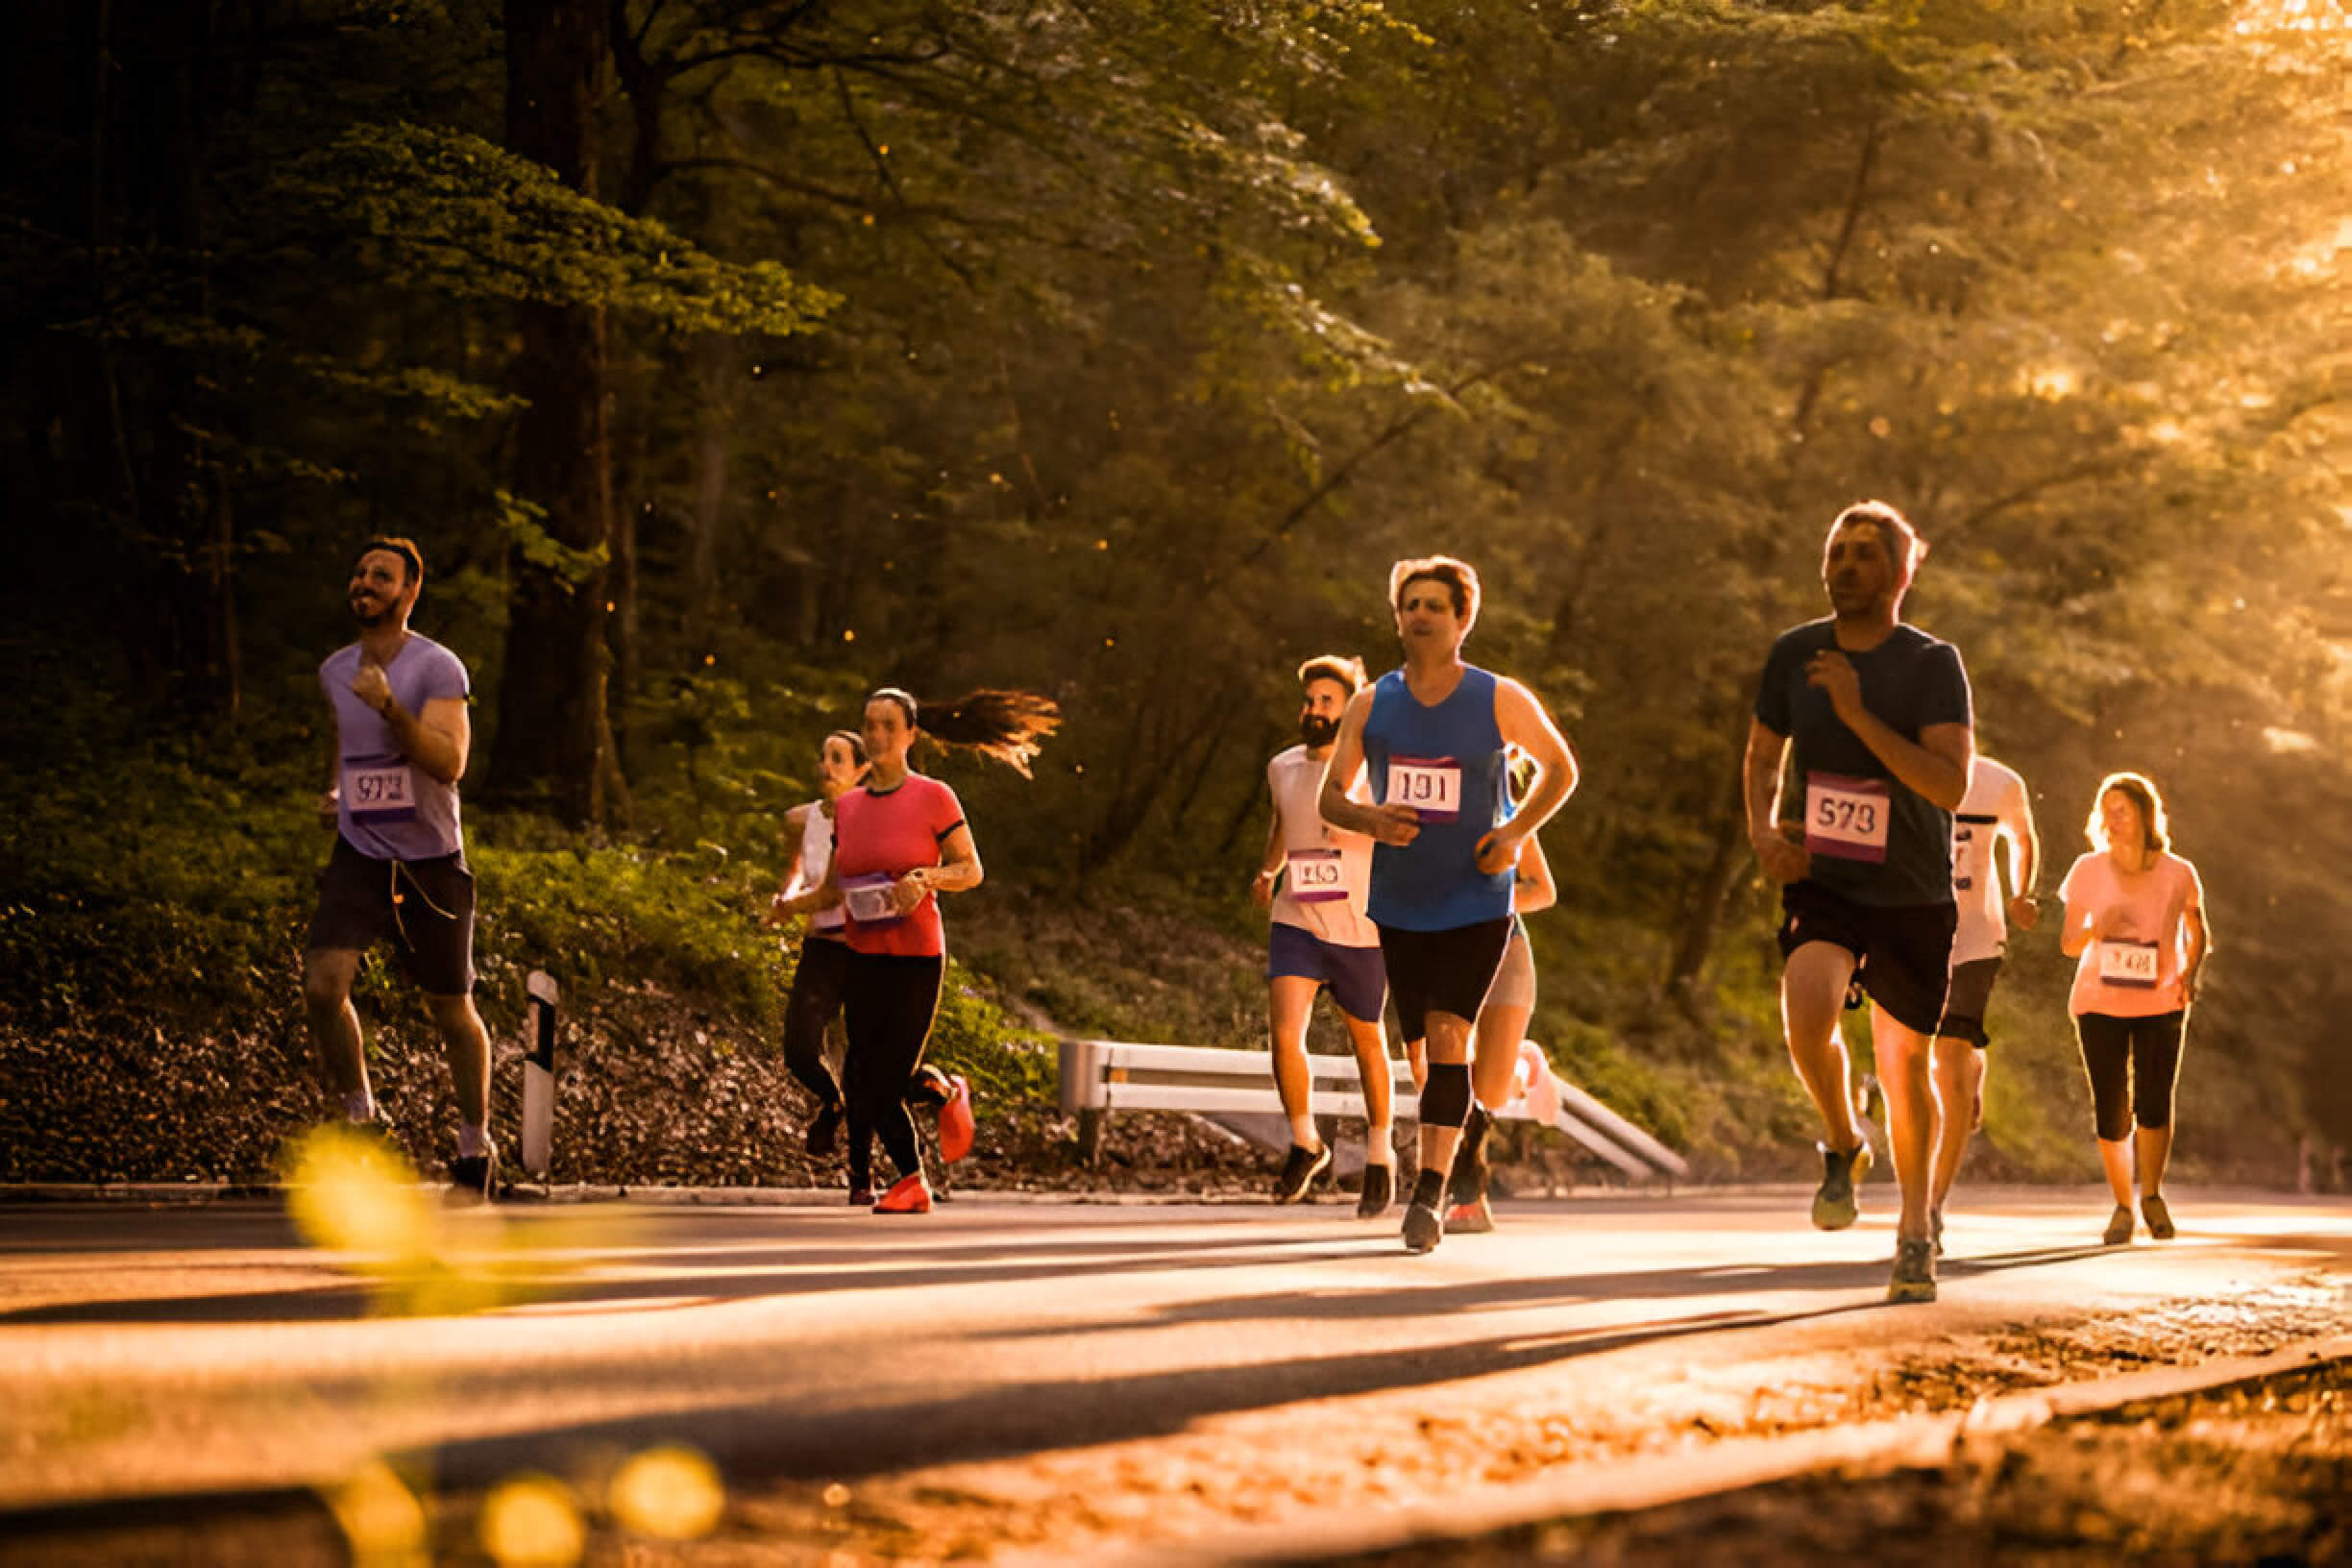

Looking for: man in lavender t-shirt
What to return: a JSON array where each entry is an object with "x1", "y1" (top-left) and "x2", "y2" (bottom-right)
[{"x1": 303, "y1": 537, "x2": 499, "y2": 1198}]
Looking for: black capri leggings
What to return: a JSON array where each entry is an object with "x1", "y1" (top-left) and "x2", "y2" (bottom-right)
[
  {"x1": 2074, "y1": 1010, "x2": 2186, "y2": 1142},
  {"x1": 781, "y1": 935, "x2": 853, "y2": 1113},
  {"x1": 841, "y1": 951, "x2": 945, "y2": 1189}
]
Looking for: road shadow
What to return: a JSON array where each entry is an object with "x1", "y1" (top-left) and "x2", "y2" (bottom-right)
[
  {"x1": 0, "y1": 1217, "x2": 2145, "y2": 1328},
  {"x1": 0, "y1": 1292, "x2": 1887, "y2": 1552}
]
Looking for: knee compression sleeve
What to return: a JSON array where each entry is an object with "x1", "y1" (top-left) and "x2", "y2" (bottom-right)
[{"x1": 1419, "y1": 1061, "x2": 1473, "y2": 1130}]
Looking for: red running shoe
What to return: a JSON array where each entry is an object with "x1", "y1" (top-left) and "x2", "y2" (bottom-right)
[
  {"x1": 874, "y1": 1172, "x2": 932, "y2": 1213},
  {"x1": 939, "y1": 1073, "x2": 975, "y2": 1164}
]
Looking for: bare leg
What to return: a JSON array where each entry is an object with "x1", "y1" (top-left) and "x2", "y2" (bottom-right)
[
  {"x1": 428, "y1": 992, "x2": 493, "y2": 1131},
  {"x1": 1872, "y1": 1006, "x2": 1939, "y2": 1242},
  {"x1": 1414, "y1": 1012, "x2": 1476, "y2": 1179},
  {"x1": 302, "y1": 949, "x2": 371, "y2": 1113},
  {"x1": 2134, "y1": 1123, "x2": 2173, "y2": 1198},
  {"x1": 1266, "y1": 976, "x2": 1323, "y2": 1150},
  {"x1": 1926, "y1": 1036, "x2": 1983, "y2": 1214},
  {"x1": 1404, "y1": 1037, "x2": 1427, "y2": 1094},
  {"x1": 1340, "y1": 1011, "x2": 1395, "y2": 1165},
  {"x1": 1781, "y1": 943, "x2": 1866, "y2": 1153},
  {"x1": 2096, "y1": 1137, "x2": 2135, "y2": 1208},
  {"x1": 1471, "y1": 1001, "x2": 1531, "y2": 1112}
]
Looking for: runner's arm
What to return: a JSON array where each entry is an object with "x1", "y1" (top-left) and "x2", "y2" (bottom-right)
[
  {"x1": 909, "y1": 822, "x2": 983, "y2": 896},
  {"x1": 1514, "y1": 833, "x2": 1556, "y2": 916},
  {"x1": 2182, "y1": 906, "x2": 2211, "y2": 1001},
  {"x1": 1845, "y1": 709, "x2": 1971, "y2": 812},
  {"x1": 1743, "y1": 720, "x2": 1808, "y2": 884},
  {"x1": 380, "y1": 695, "x2": 468, "y2": 786},
  {"x1": 766, "y1": 804, "x2": 817, "y2": 924},
  {"x1": 1320, "y1": 690, "x2": 1418, "y2": 845},
  {"x1": 2057, "y1": 886, "x2": 2097, "y2": 958},
  {"x1": 2003, "y1": 785, "x2": 2044, "y2": 928},
  {"x1": 1490, "y1": 677, "x2": 1579, "y2": 839},
  {"x1": 1253, "y1": 798, "x2": 1285, "y2": 908}
]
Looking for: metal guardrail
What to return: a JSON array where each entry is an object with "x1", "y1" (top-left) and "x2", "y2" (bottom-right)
[{"x1": 1057, "y1": 1037, "x2": 1687, "y2": 1183}]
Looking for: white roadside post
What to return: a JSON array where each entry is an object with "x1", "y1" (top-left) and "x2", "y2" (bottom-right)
[{"x1": 520, "y1": 969, "x2": 560, "y2": 1182}]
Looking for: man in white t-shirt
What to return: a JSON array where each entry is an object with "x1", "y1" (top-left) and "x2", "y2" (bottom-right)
[
  {"x1": 1253, "y1": 654, "x2": 1399, "y2": 1216},
  {"x1": 1926, "y1": 753, "x2": 2041, "y2": 1250}
]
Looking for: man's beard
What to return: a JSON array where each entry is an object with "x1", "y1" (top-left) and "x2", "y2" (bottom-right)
[{"x1": 1300, "y1": 714, "x2": 1340, "y2": 748}]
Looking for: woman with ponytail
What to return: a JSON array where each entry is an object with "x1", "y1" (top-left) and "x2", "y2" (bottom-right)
[{"x1": 819, "y1": 686, "x2": 1061, "y2": 1213}]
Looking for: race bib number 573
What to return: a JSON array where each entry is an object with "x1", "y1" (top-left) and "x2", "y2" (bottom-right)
[
  {"x1": 1804, "y1": 772, "x2": 1890, "y2": 864},
  {"x1": 1387, "y1": 756, "x2": 1461, "y2": 822}
]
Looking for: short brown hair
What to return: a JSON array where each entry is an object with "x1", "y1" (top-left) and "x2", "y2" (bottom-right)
[
  {"x1": 1825, "y1": 502, "x2": 1923, "y2": 585},
  {"x1": 1387, "y1": 555, "x2": 1482, "y2": 630},
  {"x1": 358, "y1": 536, "x2": 425, "y2": 587},
  {"x1": 2086, "y1": 772, "x2": 2172, "y2": 855},
  {"x1": 1296, "y1": 654, "x2": 1368, "y2": 697}
]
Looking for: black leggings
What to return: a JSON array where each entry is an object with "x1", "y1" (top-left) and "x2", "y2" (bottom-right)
[
  {"x1": 781, "y1": 935, "x2": 853, "y2": 1112},
  {"x1": 2074, "y1": 1011, "x2": 2186, "y2": 1142},
  {"x1": 842, "y1": 951, "x2": 945, "y2": 1189}
]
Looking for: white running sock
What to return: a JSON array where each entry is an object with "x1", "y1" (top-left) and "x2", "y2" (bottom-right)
[
  {"x1": 343, "y1": 1091, "x2": 377, "y2": 1123},
  {"x1": 457, "y1": 1123, "x2": 493, "y2": 1158}
]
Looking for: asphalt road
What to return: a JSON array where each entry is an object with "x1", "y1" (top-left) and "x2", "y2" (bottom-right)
[{"x1": 3, "y1": 1186, "x2": 2349, "y2": 1562}]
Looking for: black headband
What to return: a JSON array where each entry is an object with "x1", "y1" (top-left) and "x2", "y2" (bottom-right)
[{"x1": 358, "y1": 539, "x2": 424, "y2": 582}]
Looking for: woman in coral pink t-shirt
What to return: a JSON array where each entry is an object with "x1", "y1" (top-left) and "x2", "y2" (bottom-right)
[
  {"x1": 819, "y1": 686, "x2": 1060, "y2": 1213},
  {"x1": 2057, "y1": 772, "x2": 2210, "y2": 1249}
]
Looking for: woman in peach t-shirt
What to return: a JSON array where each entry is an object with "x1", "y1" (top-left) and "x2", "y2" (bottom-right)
[{"x1": 2056, "y1": 772, "x2": 2210, "y2": 1248}]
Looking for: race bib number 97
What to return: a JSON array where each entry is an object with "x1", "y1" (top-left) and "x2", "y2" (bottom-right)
[
  {"x1": 1387, "y1": 756, "x2": 1461, "y2": 822},
  {"x1": 1804, "y1": 772, "x2": 1891, "y2": 864},
  {"x1": 2096, "y1": 939, "x2": 2161, "y2": 989},
  {"x1": 345, "y1": 764, "x2": 417, "y2": 826},
  {"x1": 840, "y1": 872, "x2": 905, "y2": 928},
  {"x1": 1286, "y1": 847, "x2": 1351, "y2": 904}
]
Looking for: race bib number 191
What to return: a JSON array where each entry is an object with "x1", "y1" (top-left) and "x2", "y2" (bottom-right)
[
  {"x1": 1387, "y1": 755, "x2": 1461, "y2": 822},
  {"x1": 345, "y1": 764, "x2": 417, "y2": 826},
  {"x1": 1804, "y1": 772, "x2": 1891, "y2": 864},
  {"x1": 2097, "y1": 939, "x2": 2160, "y2": 989},
  {"x1": 1286, "y1": 847, "x2": 1350, "y2": 903}
]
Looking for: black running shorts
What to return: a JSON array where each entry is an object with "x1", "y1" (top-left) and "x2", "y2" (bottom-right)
[
  {"x1": 1776, "y1": 881, "x2": 1955, "y2": 1038},
  {"x1": 306, "y1": 835, "x2": 478, "y2": 995},
  {"x1": 1378, "y1": 917, "x2": 1513, "y2": 1043},
  {"x1": 1936, "y1": 957, "x2": 2004, "y2": 1048}
]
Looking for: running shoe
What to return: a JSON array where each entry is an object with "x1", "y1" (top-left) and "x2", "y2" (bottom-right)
[
  {"x1": 1810, "y1": 1140, "x2": 1872, "y2": 1231},
  {"x1": 448, "y1": 1143, "x2": 499, "y2": 1204},
  {"x1": 1272, "y1": 1141, "x2": 1332, "y2": 1204},
  {"x1": 906, "y1": 1065, "x2": 952, "y2": 1110},
  {"x1": 873, "y1": 1172, "x2": 931, "y2": 1213},
  {"x1": 1856, "y1": 1072, "x2": 1885, "y2": 1128},
  {"x1": 1444, "y1": 1195, "x2": 1495, "y2": 1235},
  {"x1": 805, "y1": 1101, "x2": 843, "y2": 1158},
  {"x1": 2141, "y1": 1193, "x2": 2174, "y2": 1240},
  {"x1": 1401, "y1": 1197, "x2": 1444, "y2": 1255},
  {"x1": 1356, "y1": 1162, "x2": 1395, "y2": 1220},
  {"x1": 1886, "y1": 1237, "x2": 1937, "y2": 1304},
  {"x1": 848, "y1": 1186, "x2": 874, "y2": 1207},
  {"x1": 2102, "y1": 1203, "x2": 2135, "y2": 1245},
  {"x1": 938, "y1": 1073, "x2": 975, "y2": 1164}
]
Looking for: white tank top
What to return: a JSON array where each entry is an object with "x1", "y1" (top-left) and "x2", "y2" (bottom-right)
[
  {"x1": 1266, "y1": 745, "x2": 1381, "y2": 948},
  {"x1": 796, "y1": 802, "x2": 845, "y2": 933}
]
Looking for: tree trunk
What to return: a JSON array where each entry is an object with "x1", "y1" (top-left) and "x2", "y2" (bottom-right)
[{"x1": 488, "y1": 0, "x2": 617, "y2": 822}]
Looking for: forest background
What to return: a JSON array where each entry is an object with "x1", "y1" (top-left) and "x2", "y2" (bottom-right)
[{"x1": 3, "y1": 0, "x2": 2347, "y2": 1189}]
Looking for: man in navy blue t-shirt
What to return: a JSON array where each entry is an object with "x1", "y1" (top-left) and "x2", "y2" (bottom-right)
[{"x1": 1745, "y1": 502, "x2": 1973, "y2": 1304}]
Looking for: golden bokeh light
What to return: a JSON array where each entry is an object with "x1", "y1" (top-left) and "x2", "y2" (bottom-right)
[
  {"x1": 325, "y1": 1459, "x2": 429, "y2": 1568},
  {"x1": 608, "y1": 1444, "x2": 727, "y2": 1540},
  {"x1": 480, "y1": 1474, "x2": 586, "y2": 1568}
]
